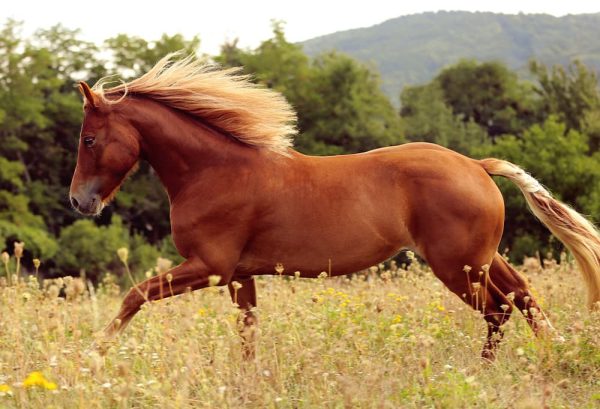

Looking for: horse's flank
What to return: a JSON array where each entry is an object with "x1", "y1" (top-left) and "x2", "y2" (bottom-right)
[{"x1": 94, "y1": 53, "x2": 297, "y2": 156}]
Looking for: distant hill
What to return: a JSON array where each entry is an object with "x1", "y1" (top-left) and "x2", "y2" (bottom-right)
[{"x1": 301, "y1": 11, "x2": 600, "y2": 101}]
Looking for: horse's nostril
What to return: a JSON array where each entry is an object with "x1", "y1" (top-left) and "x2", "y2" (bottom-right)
[{"x1": 70, "y1": 196, "x2": 79, "y2": 209}]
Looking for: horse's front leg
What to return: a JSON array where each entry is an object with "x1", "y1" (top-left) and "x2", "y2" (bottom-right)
[
  {"x1": 102, "y1": 258, "x2": 222, "y2": 340},
  {"x1": 228, "y1": 276, "x2": 257, "y2": 359}
]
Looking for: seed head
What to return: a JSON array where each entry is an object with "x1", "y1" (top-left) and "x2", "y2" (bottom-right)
[
  {"x1": 231, "y1": 281, "x2": 242, "y2": 290},
  {"x1": 48, "y1": 285, "x2": 60, "y2": 298},
  {"x1": 500, "y1": 304, "x2": 510, "y2": 312},
  {"x1": 274, "y1": 263, "x2": 284, "y2": 274},
  {"x1": 156, "y1": 257, "x2": 173, "y2": 274},
  {"x1": 117, "y1": 247, "x2": 129, "y2": 263},
  {"x1": 14, "y1": 242, "x2": 24, "y2": 258},
  {"x1": 463, "y1": 265, "x2": 472, "y2": 273},
  {"x1": 294, "y1": 271, "x2": 301, "y2": 279},
  {"x1": 208, "y1": 275, "x2": 221, "y2": 286},
  {"x1": 1, "y1": 252, "x2": 8, "y2": 264},
  {"x1": 33, "y1": 259, "x2": 41, "y2": 269},
  {"x1": 166, "y1": 273, "x2": 173, "y2": 283}
]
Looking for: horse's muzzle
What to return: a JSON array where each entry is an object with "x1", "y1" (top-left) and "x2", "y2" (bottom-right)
[{"x1": 70, "y1": 192, "x2": 103, "y2": 216}]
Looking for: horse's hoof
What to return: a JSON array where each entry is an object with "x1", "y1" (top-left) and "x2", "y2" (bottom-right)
[
  {"x1": 86, "y1": 332, "x2": 116, "y2": 356},
  {"x1": 481, "y1": 349, "x2": 497, "y2": 363},
  {"x1": 83, "y1": 341, "x2": 98, "y2": 356}
]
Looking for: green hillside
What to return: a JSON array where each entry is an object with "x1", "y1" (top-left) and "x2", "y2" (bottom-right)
[{"x1": 301, "y1": 11, "x2": 600, "y2": 99}]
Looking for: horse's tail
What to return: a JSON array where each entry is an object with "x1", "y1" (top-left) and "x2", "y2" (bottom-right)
[{"x1": 480, "y1": 158, "x2": 600, "y2": 309}]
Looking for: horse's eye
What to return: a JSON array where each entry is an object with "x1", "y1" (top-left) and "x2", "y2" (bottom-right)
[{"x1": 83, "y1": 136, "x2": 95, "y2": 147}]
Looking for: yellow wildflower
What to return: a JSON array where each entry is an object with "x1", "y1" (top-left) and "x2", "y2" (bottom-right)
[
  {"x1": 0, "y1": 384, "x2": 11, "y2": 393},
  {"x1": 23, "y1": 371, "x2": 57, "y2": 390}
]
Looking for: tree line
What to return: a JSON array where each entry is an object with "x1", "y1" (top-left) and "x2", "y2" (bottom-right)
[{"x1": 0, "y1": 20, "x2": 598, "y2": 281}]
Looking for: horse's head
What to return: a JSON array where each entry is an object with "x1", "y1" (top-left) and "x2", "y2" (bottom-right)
[{"x1": 69, "y1": 82, "x2": 140, "y2": 216}]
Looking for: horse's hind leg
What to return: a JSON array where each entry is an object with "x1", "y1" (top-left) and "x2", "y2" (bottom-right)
[
  {"x1": 424, "y1": 251, "x2": 516, "y2": 360},
  {"x1": 228, "y1": 276, "x2": 258, "y2": 359},
  {"x1": 488, "y1": 253, "x2": 551, "y2": 335}
]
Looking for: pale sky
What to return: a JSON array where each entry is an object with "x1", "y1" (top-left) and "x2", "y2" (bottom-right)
[{"x1": 4, "y1": 1, "x2": 599, "y2": 54}]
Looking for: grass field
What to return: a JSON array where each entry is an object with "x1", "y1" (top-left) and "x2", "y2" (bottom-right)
[{"x1": 0, "y1": 255, "x2": 599, "y2": 408}]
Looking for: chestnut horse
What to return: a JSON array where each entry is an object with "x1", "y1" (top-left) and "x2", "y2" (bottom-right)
[{"x1": 70, "y1": 54, "x2": 600, "y2": 360}]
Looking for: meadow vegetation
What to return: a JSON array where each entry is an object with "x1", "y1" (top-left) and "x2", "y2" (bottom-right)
[{"x1": 0, "y1": 246, "x2": 599, "y2": 408}]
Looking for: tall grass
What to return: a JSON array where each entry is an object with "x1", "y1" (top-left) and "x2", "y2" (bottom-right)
[{"x1": 0, "y1": 251, "x2": 599, "y2": 408}]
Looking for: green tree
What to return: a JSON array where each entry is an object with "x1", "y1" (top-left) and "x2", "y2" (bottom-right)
[
  {"x1": 530, "y1": 59, "x2": 600, "y2": 150},
  {"x1": 436, "y1": 60, "x2": 538, "y2": 139},
  {"x1": 0, "y1": 21, "x2": 103, "y2": 235},
  {"x1": 216, "y1": 38, "x2": 246, "y2": 68},
  {"x1": 235, "y1": 21, "x2": 312, "y2": 105},
  {"x1": 105, "y1": 33, "x2": 201, "y2": 79},
  {"x1": 0, "y1": 154, "x2": 57, "y2": 259},
  {"x1": 297, "y1": 52, "x2": 404, "y2": 154},
  {"x1": 55, "y1": 216, "x2": 162, "y2": 281},
  {"x1": 400, "y1": 83, "x2": 487, "y2": 154}
]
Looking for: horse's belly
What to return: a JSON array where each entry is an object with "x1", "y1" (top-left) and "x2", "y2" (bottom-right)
[{"x1": 236, "y1": 215, "x2": 412, "y2": 277}]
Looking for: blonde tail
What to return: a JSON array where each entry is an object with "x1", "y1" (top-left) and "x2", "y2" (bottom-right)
[{"x1": 481, "y1": 158, "x2": 600, "y2": 309}]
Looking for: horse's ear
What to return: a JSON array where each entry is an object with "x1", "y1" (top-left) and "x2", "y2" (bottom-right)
[{"x1": 78, "y1": 81, "x2": 100, "y2": 108}]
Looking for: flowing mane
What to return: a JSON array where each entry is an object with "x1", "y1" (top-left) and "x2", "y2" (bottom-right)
[{"x1": 94, "y1": 53, "x2": 297, "y2": 155}]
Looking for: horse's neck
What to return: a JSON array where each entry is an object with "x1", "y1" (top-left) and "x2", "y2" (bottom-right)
[{"x1": 123, "y1": 98, "x2": 256, "y2": 202}]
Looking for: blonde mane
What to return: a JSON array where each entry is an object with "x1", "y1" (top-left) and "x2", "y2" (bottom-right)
[{"x1": 94, "y1": 53, "x2": 297, "y2": 155}]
